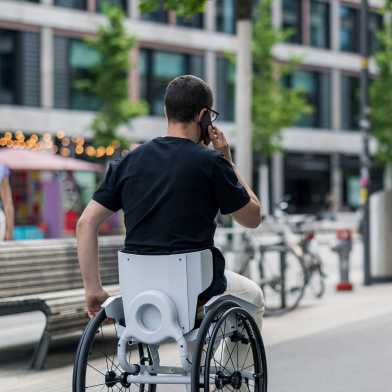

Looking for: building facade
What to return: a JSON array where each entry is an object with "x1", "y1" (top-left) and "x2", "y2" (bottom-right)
[{"x1": 0, "y1": 0, "x2": 385, "y2": 214}]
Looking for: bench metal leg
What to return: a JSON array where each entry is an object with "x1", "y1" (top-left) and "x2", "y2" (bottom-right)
[{"x1": 31, "y1": 329, "x2": 51, "y2": 370}]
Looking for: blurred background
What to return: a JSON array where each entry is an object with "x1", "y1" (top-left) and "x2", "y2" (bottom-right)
[{"x1": 0, "y1": 0, "x2": 388, "y2": 240}]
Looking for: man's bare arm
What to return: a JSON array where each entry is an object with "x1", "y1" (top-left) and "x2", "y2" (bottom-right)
[
  {"x1": 0, "y1": 178, "x2": 14, "y2": 240},
  {"x1": 208, "y1": 126, "x2": 262, "y2": 229},
  {"x1": 76, "y1": 200, "x2": 113, "y2": 317},
  {"x1": 230, "y1": 165, "x2": 262, "y2": 228}
]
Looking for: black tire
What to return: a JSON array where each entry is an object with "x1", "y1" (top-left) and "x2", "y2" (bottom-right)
[
  {"x1": 191, "y1": 300, "x2": 239, "y2": 391},
  {"x1": 259, "y1": 248, "x2": 306, "y2": 315},
  {"x1": 73, "y1": 308, "x2": 156, "y2": 392},
  {"x1": 203, "y1": 307, "x2": 267, "y2": 391}
]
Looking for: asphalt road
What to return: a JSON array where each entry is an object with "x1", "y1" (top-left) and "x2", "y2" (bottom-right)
[
  {"x1": 1, "y1": 308, "x2": 391, "y2": 391},
  {"x1": 268, "y1": 312, "x2": 392, "y2": 392}
]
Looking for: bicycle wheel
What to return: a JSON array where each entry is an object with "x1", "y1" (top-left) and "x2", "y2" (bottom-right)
[
  {"x1": 203, "y1": 307, "x2": 267, "y2": 391},
  {"x1": 259, "y1": 248, "x2": 306, "y2": 314},
  {"x1": 306, "y1": 254, "x2": 326, "y2": 299},
  {"x1": 73, "y1": 308, "x2": 156, "y2": 392}
]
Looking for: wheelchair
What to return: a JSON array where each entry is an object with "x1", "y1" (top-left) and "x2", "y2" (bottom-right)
[{"x1": 73, "y1": 249, "x2": 268, "y2": 391}]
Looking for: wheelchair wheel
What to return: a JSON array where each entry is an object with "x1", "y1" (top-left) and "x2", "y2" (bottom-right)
[
  {"x1": 73, "y1": 308, "x2": 156, "y2": 392},
  {"x1": 191, "y1": 302, "x2": 267, "y2": 391}
]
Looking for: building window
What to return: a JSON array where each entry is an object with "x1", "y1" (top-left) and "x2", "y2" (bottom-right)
[
  {"x1": 141, "y1": 1, "x2": 169, "y2": 23},
  {"x1": 139, "y1": 49, "x2": 205, "y2": 116},
  {"x1": 340, "y1": 5, "x2": 359, "y2": 53},
  {"x1": 54, "y1": 0, "x2": 86, "y2": 10},
  {"x1": 341, "y1": 75, "x2": 360, "y2": 130},
  {"x1": 284, "y1": 153, "x2": 331, "y2": 214},
  {"x1": 0, "y1": 30, "x2": 16, "y2": 105},
  {"x1": 177, "y1": 13, "x2": 204, "y2": 29},
  {"x1": 282, "y1": 0, "x2": 302, "y2": 44},
  {"x1": 54, "y1": 37, "x2": 100, "y2": 111},
  {"x1": 96, "y1": 0, "x2": 127, "y2": 13},
  {"x1": 285, "y1": 70, "x2": 331, "y2": 129},
  {"x1": 216, "y1": 57, "x2": 235, "y2": 122},
  {"x1": 310, "y1": 0, "x2": 330, "y2": 49},
  {"x1": 341, "y1": 155, "x2": 360, "y2": 210},
  {"x1": 216, "y1": 0, "x2": 236, "y2": 34},
  {"x1": 369, "y1": 11, "x2": 383, "y2": 54},
  {"x1": 0, "y1": 29, "x2": 40, "y2": 107}
]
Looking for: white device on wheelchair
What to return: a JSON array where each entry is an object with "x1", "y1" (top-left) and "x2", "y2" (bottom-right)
[{"x1": 94, "y1": 249, "x2": 267, "y2": 391}]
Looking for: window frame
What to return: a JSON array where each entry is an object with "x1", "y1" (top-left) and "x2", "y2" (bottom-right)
[{"x1": 139, "y1": 47, "x2": 205, "y2": 116}]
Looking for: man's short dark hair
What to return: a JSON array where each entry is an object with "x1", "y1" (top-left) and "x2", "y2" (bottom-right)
[{"x1": 164, "y1": 75, "x2": 213, "y2": 123}]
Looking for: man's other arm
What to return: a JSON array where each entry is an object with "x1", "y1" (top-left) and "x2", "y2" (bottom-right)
[
  {"x1": 77, "y1": 200, "x2": 113, "y2": 318},
  {"x1": 208, "y1": 125, "x2": 262, "y2": 229},
  {"x1": 230, "y1": 165, "x2": 262, "y2": 228}
]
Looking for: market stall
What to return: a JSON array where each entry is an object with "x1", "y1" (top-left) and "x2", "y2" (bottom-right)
[{"x1": 0, "y1": 149, "x2": 110, "y2": 239}]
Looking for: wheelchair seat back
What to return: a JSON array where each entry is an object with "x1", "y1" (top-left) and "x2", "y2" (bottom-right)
[{"x1": 118, "y1": 249, "x2": 213, "y2": 344}]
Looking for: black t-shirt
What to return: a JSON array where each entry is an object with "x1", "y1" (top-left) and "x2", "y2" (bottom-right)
[{"x1": 93, "y1": 136, "x2": 250, "y2": 300}]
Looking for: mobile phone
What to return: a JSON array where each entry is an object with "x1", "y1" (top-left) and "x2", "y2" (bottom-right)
[{"x1": 199, "y1": 111, "x2": 212, "y2": 145}]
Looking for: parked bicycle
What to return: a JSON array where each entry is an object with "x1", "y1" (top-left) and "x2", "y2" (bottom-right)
[{"x1": 216, "y1": 201, "x2": 327, "y2": 316}]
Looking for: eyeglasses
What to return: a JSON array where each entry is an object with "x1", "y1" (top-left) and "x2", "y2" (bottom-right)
[{"x1": 207, "y1": 108, "x2": 220, "y2": 122}]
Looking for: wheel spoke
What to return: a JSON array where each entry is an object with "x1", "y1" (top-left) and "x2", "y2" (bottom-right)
[
  {"x1": 240, "y1": 345, "x2": 251, "y2": 371},
  {"x1": 86, "y1": 382, "x2": 107, "y2": 389},
  {"x1": 87, "y1": 362, "x2": 105, "y2": 376}
]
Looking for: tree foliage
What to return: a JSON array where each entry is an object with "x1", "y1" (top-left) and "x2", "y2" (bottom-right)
[
  {"x1": 139, "y1": 0, "x2": 207, "y2": 17},
  {"x1": 370, "y1": 0, "x2": 392, "y2": 164},
  {"x1": 252, "y1": 0, "x2": 311, "y2": 157},
  {"x1": 77, "y1": 3, "x2": 146, "y2": 147}
]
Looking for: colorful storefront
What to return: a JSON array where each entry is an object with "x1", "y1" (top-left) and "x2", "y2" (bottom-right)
[{"x1": 0, "y1": 149, "x2": 121, "y2": 239}]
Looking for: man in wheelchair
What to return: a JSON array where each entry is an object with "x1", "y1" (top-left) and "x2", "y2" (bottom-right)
[{"x1": 76, "y1": 75, "x2": 266, "y2": 391}]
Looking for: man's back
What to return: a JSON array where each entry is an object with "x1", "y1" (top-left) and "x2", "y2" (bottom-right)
[
  {"x1": 77, "y1": 74, "x2": 261, "y2": 317},
  {"x1": 93, "y1": 136, "x2": 250, "y2": 254}
]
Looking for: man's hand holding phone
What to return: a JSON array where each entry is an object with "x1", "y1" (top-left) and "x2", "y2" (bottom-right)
[{"x1": 208, "y1": 125, "x2": 233, "y2": 163}]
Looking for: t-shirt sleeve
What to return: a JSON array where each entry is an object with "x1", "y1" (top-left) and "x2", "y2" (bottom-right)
[
  {"x1": 212, "y1": 154, "x2": 251, "y2": 215},
  {"x1": 92, "y1": 160, "x2": 122, "y2": 212}
]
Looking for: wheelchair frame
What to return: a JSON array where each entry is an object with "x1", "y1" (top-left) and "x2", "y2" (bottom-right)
[
  {"x1": 103, "y1": 294, "x2": 260, "y2": 387},
  {"x1": 73, "y1": 250, "x2": 268, "y2": 391}
]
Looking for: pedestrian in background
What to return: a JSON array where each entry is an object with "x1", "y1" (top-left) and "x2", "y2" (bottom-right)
[{"x1": 0, "y1": 165, "x2": 14, "y2": 241}]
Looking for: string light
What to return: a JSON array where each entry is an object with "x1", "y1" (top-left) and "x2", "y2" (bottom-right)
[
  {"x1": 0, "y1": 130, "x2": 129, "y2": 159},
  {"x1": 62, "y1": 137, "x2": 70, "y2": 147},
  {"x1": 43, "y1": 133, "x2": 52, "y2": 142},
  {"x1": 60, "y1": 147, "x2": 70, "y2": 157},
  {"x1": 86, "y1": 146, "x2": 96, "y2": 157},
  {"x1": 75, "y1": 145, "x2": 84, "y2": 155},
  {"x1": 106, "y1": 146, "x2": 115, "y2": 156}
]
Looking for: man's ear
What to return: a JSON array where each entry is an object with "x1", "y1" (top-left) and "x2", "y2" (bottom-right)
[{"x1": 197, "y1": 108, "x2": 207, "y2": 123}]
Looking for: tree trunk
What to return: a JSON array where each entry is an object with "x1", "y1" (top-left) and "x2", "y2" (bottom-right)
[{"x1": 235, "y1": 0, "x2": 253, "y2": 185}]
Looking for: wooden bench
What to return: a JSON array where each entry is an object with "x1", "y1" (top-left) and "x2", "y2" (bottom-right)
[{"x1": 0, "y1": 236, "x2": 123, "y2": 369}]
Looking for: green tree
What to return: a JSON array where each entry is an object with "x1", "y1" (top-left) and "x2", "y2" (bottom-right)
[
  {"x1": 370, "y1": 0, "x2": 392, "y2": 165},
  {"x1": 139, "y1": 0, "x2": 206, "y2": 16},
  {"x1": 77, "y1": 4, "x2": 146, "y2": 148},
  {"x1": 252, "y1": 0, "x2": 311, "y2": 158}
]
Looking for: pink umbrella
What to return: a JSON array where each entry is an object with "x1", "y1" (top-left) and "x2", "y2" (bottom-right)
[{"x1": 0, "y1": 149, "x2": 103, "y2": 172}]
